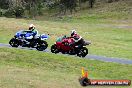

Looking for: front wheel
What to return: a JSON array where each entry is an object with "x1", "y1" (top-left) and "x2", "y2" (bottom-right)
[
  {"x1": 77, "y1": 47, "x2": 88, "y2": 57},
  {"x1": 9, "y1": 38, "x2": 19, "y2": 47},
  {"x1": 36, "y1": 41, "x2": 48, "y2": 51},
  {"x1": 51, "y1": 44, "x2": 59, "y2": 54}
]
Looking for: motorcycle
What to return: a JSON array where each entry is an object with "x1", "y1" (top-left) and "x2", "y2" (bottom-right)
[
  {"x1": 51, "y1": 37, "x2": 90, "y2": 57},
  {"x1": 9, "y1": 30, "x2": 49, "y2": 51}
]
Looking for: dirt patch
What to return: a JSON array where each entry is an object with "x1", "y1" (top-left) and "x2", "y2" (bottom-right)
[{"x1": 117, "y1": 25, "x2": 132, "y2": 29}]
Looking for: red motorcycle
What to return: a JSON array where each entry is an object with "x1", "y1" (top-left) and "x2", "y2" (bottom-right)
[{"x1": 51, "y1": 37, "x2": 90, "y2": 57}]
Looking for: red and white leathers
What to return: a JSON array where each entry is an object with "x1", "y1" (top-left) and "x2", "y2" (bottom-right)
[{"x1": 72, "y1": 34, "x2": 82, "y2": 43}]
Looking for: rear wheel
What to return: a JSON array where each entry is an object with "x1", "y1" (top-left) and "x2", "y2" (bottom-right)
[
  {"x1": 77, "y1": 47, "x2": 88, "y2": 57},
  {"x1": 36, "y1": 41, "x2": 48, "y2": 51},
  {"x1": 9, "y1": 38, "x2": 19, "y2": 47},
  {"x1": 51, "y1": 44, "x2": 59, "y2": 54}
]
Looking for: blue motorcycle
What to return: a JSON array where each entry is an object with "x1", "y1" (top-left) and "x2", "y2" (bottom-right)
[{"x1": 9, "y1": 30, "x2": 49, "y2": 51}]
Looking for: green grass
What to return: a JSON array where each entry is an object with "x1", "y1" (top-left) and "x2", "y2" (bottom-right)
[
  {"x1": 0, "y1": 47, "x2": 132, "y2": 88},
  {"x1": 0, "y1": 16, "x2": 132, "y2": 59}
]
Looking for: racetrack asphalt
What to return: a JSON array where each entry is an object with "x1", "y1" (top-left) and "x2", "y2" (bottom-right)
[{"x1": 0, "y1": 43, "x2": 132, "y2": 65}]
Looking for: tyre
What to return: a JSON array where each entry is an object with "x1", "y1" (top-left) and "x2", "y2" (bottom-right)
[
  {"x1": 36, "y1": 41, "x2": 48, "y2": 51},
  {"x1": 51, "y1": 44, "x2": 59, "y2": 54},
  {"x1": 9, "y1": 38, "x2": 19, "y2": 47},
  {"x1": 77, "y1": 47, "x2": 88, "y2": 57}
]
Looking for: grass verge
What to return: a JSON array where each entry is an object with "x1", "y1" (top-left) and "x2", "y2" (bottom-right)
[{"x1": 0, "y1": 47, "x2": 132, "y2": 88}]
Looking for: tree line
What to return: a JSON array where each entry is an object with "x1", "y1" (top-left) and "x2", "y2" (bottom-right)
[{"x1": 0, "y1": 0, "x2": 120, "y2": 18}]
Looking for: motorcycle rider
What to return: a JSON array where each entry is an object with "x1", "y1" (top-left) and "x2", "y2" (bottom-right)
[
  {"x1": 70, "y1": 30, "x2": 85, "y2": 48},
  {"x1": 28, "y1": 24, "x2": 39, "y2": 38},
  {"x1": 23, "y1": 24, "x2": 39, "y2": 45}
]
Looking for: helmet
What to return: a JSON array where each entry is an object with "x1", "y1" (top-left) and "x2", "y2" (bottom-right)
[
  {"x1": 71, "y1": 30, "x2": 77, "y2": 36},
  {"x1": 29, "y1": 24, "x2": 35, "y2": 30},
  {"x1": 71, "y1": 30, "x2": 76, "y2": 34}
]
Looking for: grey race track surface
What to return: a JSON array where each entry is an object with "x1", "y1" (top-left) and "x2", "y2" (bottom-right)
[{"x1": 0, "y1": 43, "x2": 132, "y2": 65}]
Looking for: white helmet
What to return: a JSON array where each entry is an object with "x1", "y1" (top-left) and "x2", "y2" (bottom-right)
[
  {"x1": 71, "y1": 30, "x2": 76, "y2": 34},
  {"x1": 71, "y1": 29, "x2": 77, "y2": 36},
  {"x1": 29, "y1": 24, "x2": 35, "y2": 30},
  {"x1": 29, "y1": 24, "x2": 35, "y2": 28}
]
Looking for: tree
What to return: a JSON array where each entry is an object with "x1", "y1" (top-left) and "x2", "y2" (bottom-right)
[
  {"x1": 59, "y1": 0, "x2": 77, "y2": 14},
  {"x1": 89, "y1": 0, "x2": 95, "y2": 8},
  {"x1": 0, "y1": 0, "x2": 9, "y2": 9},
  {"x1": 107, "y1": 0, "x2": 119, "y2": 3},
  {"x1": 79, "y1": 0, "x2": 95, "y2": 9}
]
